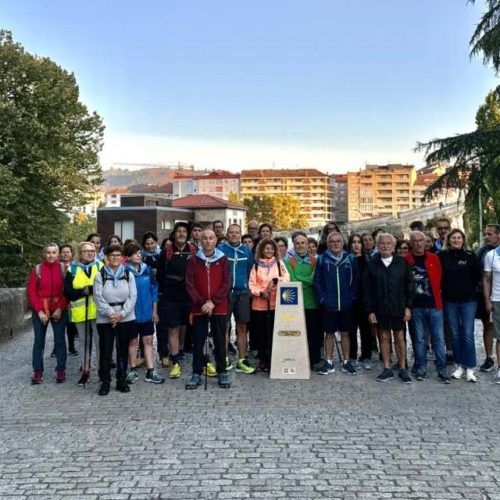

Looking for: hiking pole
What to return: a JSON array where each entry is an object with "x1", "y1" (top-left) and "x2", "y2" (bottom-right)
[
  {"x1": 205, "y1": 317, "x2": 209, "y2": 391},
  {"x1": 83, "y1": 294, "x2": 89, "y2": 389}
]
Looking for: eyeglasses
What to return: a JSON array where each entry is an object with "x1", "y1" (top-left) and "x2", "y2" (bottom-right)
[
  {"x1": 109, "y1": 254, "x2": 122, "y2": 258},
  {"x1": 82, "y1": 250, "x2": 95, "y2": 253}
]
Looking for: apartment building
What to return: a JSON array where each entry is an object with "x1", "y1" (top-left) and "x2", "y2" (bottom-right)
[
  {"x1": 173, "y1": 171, "x2": 240, "y2": 200},
  {"x1": 240, "y1": 168, "x2": 333, "y2": 227},
  {"x1": 331, "y1": 174, "x2": 348, "y2": 223},
  {"x1": 347, "y1": 164, "x2": 417, "y2": 221}
]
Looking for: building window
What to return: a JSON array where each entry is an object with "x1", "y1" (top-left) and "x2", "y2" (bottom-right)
[
  {"x1": 114, "y1": 220, "x2": 135, "y2": 241},
  {"x1": 161, "y1": 220, "x2": 172, "y2": 230}
]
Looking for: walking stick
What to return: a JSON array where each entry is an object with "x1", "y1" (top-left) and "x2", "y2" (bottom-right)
[
  {"x1": 205, "y1": 316, "x2": 209, "y2": 391},
  {"x1": 83, "y1": 294, "x2": 89, "y2": 389}
]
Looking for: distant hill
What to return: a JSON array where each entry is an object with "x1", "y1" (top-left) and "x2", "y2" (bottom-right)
[{"x1": 103, "y1": 165, "x2": 201, "y2": 188}]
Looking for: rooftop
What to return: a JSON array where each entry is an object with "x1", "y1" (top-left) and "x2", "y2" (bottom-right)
[
  {"x1": 241, "y1": 168, "x2": 328, "y2": 178},
  {"x1": 172, "y1": 194, "x2": 247, "y2": 210},
  {"x1": 174, "y1": 170, "x2": 240, "y2": 180}
]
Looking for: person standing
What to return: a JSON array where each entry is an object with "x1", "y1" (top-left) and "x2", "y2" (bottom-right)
[
  {"x1": 285, "y1": 232, "x2": 321, "y2": 368},
  {"x1": 64, "y1": 241, "x2": 103, "y2": 385},
  {"x1": 483, "y1": 237, "x2": 500, "y2": 383},
  {"x1": 477, "y1": 224, "x2": 500, "y2": 372},
  {"x1": 94, "y1": 245, "x2": 137, "y2": 396},
  {"x1": 363, "y1": 234, "x2": 413, "y2": 383},
  {"x1": 406, "y1": 231, "x2": 451, "y2": 383},
  {"x1": 433, "y1": 217, "x2": 451, "y2": 253},
  {"x1": 59, "y1": 244, "x2": 78, "y2": 356},
  {"x1": 185, "y1": 230, "x2": 231, "y2": 389},
  {"x1": 439, "y1": 229, "x2": 480, "y2": 383},
  {"x1": 28, "y1": 243, "x2": 69, "y2": 384},
  {"x1": 141, "y1": 231, "x2": 161, "y2": 275},
  {"x1": 219, "y1": 224, "x2": 256, "y2": 374},
  {"x1": 313, "y1": 232, "x2": 359, "y2": 375},
  {"x1": 213, "y1": 220, "x2": 225, "y2": 240}
]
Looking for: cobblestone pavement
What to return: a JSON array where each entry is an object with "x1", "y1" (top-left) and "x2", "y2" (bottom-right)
[{"x1": 1, "y1": 323, "x2": 500, "y2": 500}]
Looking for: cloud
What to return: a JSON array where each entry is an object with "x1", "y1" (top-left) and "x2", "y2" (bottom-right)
[{"x1": 100, "y1": 132, "x2": 425, "y2": 173}]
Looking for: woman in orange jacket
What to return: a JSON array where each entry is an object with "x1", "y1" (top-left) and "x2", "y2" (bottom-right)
[{"x1": 249, "y1": 238, "x2": 289, "y2": 371}]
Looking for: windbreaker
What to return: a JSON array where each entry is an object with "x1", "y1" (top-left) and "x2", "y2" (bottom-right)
[
  {"x1": 125, "y1": 262, "x2": 158, "y2": 323},
  {"x1": 218, "y1": 241, "x2": 253, "y2": 294}
]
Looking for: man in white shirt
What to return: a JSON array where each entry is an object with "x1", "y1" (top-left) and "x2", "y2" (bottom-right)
[{"x1": 484, "y1": 243, "x2": 500, "y2": 384}]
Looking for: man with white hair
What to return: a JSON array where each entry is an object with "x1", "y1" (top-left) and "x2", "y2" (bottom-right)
[
  {"x1": 406, "y1": 231, "x2": 451, "y2": 383},
  {"x1": 363, "y1": 233, "x2": 414, "y2": 383}
]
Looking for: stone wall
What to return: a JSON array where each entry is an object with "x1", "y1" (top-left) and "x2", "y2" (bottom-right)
[{"x1": 0, "y1": 288, "x2": 29, "y2": 342}]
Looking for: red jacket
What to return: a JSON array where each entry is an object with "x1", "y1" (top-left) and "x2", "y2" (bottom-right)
[
  {"x1": 27, "y1": 261, "x2": 69, "y2": 314},
  {"x1": 405, "y1": 251, "x2": 443, "y2": 310},
  {"x1": 185, "y1": 250, "x2": 231, "y2": 315}
]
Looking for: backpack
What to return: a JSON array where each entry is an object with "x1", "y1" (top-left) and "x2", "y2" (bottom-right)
[
  {"x1": 100, "y1": 267, "x2": 130, "y2": 285},
  {"x1": 288, "y1": 255, "x2": 316, "y2": 270},
  {"x1": 254, "y1": 260, "x2": 283, "y2": 277}
]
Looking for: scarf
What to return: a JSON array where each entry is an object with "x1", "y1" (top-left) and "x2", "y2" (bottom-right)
[
  {"x1": 288, "y1": 249, "x2": 312, "y2": 264},
  {"x1": 142, "y1": 246, "x2": 161, "y2": 259},
  {"x1": 103, "y1": 264, "x2": 126, "y2": 288},
  {"x1": 75, "y1": 259, "x2": 97, "y2": 275},
  {"x1": 196, "y1": 247, "x2": 225, "y2": 264},
  {"x1": 125, "y1": 261, "x2": 148, "y2": 277}
]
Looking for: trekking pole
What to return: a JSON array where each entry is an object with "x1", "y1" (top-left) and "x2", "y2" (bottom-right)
[
  {"x1": 205, "y1": 317, "x2": 209, "y2": 391},
  {"x1": 83, "y1": 294, "x2": 89, "y2": 389}
]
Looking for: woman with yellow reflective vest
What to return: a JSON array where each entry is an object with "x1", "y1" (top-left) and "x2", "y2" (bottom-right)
[{"x1": 64, "y1": 241, "x2": 103, "y2": 386}]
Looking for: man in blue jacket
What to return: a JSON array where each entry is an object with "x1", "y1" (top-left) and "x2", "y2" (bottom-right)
[
  {"x1": 313, "y1": 231, "x2": 359, "y2": 375},
  {"x1": 219, "y1": 224, "x2": 255, "y2": 374}
]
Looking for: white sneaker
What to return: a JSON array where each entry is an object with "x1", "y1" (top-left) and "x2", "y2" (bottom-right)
[
  {"x1": 495, "y1": 369, "x2": 500, "y2": 385},
  {"x1": 451, "y1": 365, "x2": 464, "y2": 379},
  {"x1": 465, "y1": 369, "x2": 477, "y2": 383}
]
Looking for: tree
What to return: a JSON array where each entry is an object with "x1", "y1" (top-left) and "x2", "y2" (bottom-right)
[
  {"x1": 242, "y1": 194, "x2": 308, "y2": 230},
  {"x1": 0, "y1": 30, "x2": 104, "y2": 285},
  {"x1": 416, "y1": 2, "x2": 500, "y2": 245},
  {"x1": 228, "y1": 191, "x2": 239, "y2": 204}
]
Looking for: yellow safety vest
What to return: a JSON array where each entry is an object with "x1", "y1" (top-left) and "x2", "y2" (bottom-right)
[{"x1": 69, "y1": 262, "x2": 103, "y2": 323}]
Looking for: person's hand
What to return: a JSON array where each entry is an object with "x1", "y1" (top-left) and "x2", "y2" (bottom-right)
[
  {"x1": 260, "y1": 291, "x2": 270, "y2": 299},
  {"x1": 403, "y1": 308, "x2": 411, "y2": 322},
  {"x1": 82, "y1": 286, "x2": 89, "y2": 296},
  {"x1": 52, "y1": 308, "x2": 62, "y2": 321},
  {"x1": 201, "y1": 300, "x2": 215, "y2": 315},
  {"x1": 109, "y1": 312, "x2": 122, "y2": 324},
  {"x1": 38, "y1": 311, "x2": 49, "y2": 325},
  {"x1": 368, "y1": 313, "x2": 377, "y2": 325},
  {"x1": 152, "y1": 311, "x2": 159, "y2": 324}
]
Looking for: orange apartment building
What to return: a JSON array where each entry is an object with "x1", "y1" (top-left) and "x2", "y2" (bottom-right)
[{"x1": 240, "y1": 168, "x2": 333, "y2": 227}]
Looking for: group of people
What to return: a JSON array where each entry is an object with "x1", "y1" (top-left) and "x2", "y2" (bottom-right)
[{"x1": 26, "y1": 216, "x2": 500, "y2": 394}]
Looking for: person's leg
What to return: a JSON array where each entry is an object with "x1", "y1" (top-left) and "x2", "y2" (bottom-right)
[
  {"x1": 128, "y1": 335, "x2": 138, "y2": 370},
  {"x1": 305, "y1": 309, "x2": 321, "y2": 366},
  {"x1": 143, "y1": 334, "x2": 155, "y2": 370},
  {"x1": 169, "y1": 326, "x2": 181, "y2": 361},
  {"x1": 32, "y1": 312, "x2": 48, "y2": 373},
  {"x1": 410, "y1": 309, "x2": 427, "y2": 374},
  {"x1": 359, "y1": 314, "x2": 373, "y2": 361},
  {"x1": 211, "y1": 315, "x2": 227, "y2": 374},
  {"x1": 235, "y1": 322, "x2": 248, "y2": 359},
  {"x1": 483, "y1": 319, "x2": 494, "y2": 359},
  {"x1": 192, "y1": 315, "x2": 208, "y2": 375},
  {"x1": 444, "y1": 302, "x2": 463, "y2": 367},
  {"x1": 377, "y1": 329, "x2": 392, "y2": 369},
  {"x1": 52, "y1": 312, "x2": 68, "y2": 371},
  {"x1": 339, "y1": 331, "x2": 350, "y2": 361},
  {"x1": 90, "y1": 320, "x2": 99, "y2": 373},
  {"x1": 115, "y1": 323, "x2": 133, "y2": 384},
  {"x1": 393, "y1": 330, "x2": 406, "y2": 369},
  {"x1": 460, "y1": 301, "x2": 477, "y2": 370},
  {"x1": 156, "y1": 304, "x2": 169, "y2": 360},
  {"x1": 428, "y1": 309, "x2": 447, "y2": 375},
  {"x1": 67, "y1": 321, "x2": 77, "y2": 353},
  {"x1": 97, "y1": 324, "x2": 114, "y2": 383}
]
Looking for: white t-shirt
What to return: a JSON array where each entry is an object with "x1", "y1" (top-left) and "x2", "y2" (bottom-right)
[
  {"x1": 381, "y1": 256, "x2": 393, "y2": 267},
  {"x1": 484, "y1": 248, "x2": 500, "y2": 301}
]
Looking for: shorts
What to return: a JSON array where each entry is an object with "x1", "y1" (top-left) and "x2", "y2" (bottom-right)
[
  {"x1": 160, "y1": 302, "x2": 191, "y2": 328},
  {"x1": 227, "y1": 292, "x2": 251, "y2": 324},
  {"x1": 375, "y1": 315, "x2": 405, "y2": 332},
  {"x1": 135, "y1": 321, "x2": 154, "y2": 337},
  {"x1": 492, "y1": 302, "x2": 500, "y2": 340},
  {"x1": 323, "y1": 309, "x2": 354, "y2": 334}
]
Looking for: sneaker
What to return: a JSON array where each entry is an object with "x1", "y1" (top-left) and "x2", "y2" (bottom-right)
[
  {"x1": 169, "y1": 363, "x2": 181, "y2": 379},
  {"x1": 98, "y1": 381, "x2": 110, "y2": 396},
  {"x1": 55, "y1": 368, "x2": 66, "y2": 384},
  {"x1": 362, "y1": 359, "x2": 372, "y2": 370},
  {"x1": 218, "y1": 372, "x2": 231, "y2": 388},
  {"x1": 225, "y1": 358, "x2": 234, "y2": 371},
  {"x1": 236, "y1": 359, "x2": 256, "y2": 374},
  {"x1": 438, "y1": 372, "x2": 451, "y2": 384},
  {"x1": 480, "y1": 357, "x2": 495, "y2": 372},
  {"x1": 495, "y1": 369, "x2": 500, "y2": 384},
  {"x1": 398, "y1": 369, "x2": 412, "y2": 384},
  {"x1": 451, "y1": 365, "x2": 464, "y2": 379},
  {"x1": 116, "y1": 380, "x2": 130, "y2": 393},
  {"x1": 185, "y1": 374, "x2": 202, "y2": 390},
  {"x1": 415, "y1": 370, "x2": 426, "y2": 381},
  {"x1": 342, "y1": 360, "x2": 357, "y2": 375},
  {"x1": 68, "y1": 349, "x2": 79, "y2": 356},
  {"x1": 126, "y1": 369, "x2": 139, "y2": 384},
  {"x1": 77, "y1": 372, "x2": 89, "y2": 386},
  {"x1": 161, "y1": 357, "x2": 170, "y2": 368},
  {"x1": 465, "y1": 369, "x2": 477, "y2": 383},
  {"x1": 31, "y1": 371, "x2": 43, "y2": 385},
  {"x1": 202, "y1": 362, "x2": 217, "y2": 378},
  {"x1": 145, "y1": 370, "x2": 165, "y2": 384},
  {"x1": 318, "y1": 361, "x2": 335, "y2": 375},
  {"x1": 376, "y1": 368, "x2": 394, "y2": 382},
  {"x1": 227, "y1": 342, "x2": 237, "y2": 354}
]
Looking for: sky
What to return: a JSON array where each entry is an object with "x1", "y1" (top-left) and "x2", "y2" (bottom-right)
[{"x1": 1, "y1": 0, "x2": 498, "y2": 173}]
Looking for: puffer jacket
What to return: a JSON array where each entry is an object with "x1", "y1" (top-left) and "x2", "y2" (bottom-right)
[{"x1": 313, "y1": 250, "x2": 359, "y2": 311}]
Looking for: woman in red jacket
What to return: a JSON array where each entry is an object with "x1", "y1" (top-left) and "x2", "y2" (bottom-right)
[{"x1": 27, "y1": 242, "x2": 69, "y2": 384}]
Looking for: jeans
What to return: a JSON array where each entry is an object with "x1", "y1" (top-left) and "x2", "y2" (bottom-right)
[
  {"x1": 32, "y1": 311, "x2": 67, "y2": 372},
  {"x1": 410, "y1": 308, "x2": 446, "y2": 374},
  {"x1": 444, "y1": 301, "x2": 477, "y2": 369}
]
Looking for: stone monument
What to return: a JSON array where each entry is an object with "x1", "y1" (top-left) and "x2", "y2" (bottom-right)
[{"x1": 270, "y1": 282, "x2": 310, "y2": 379}]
